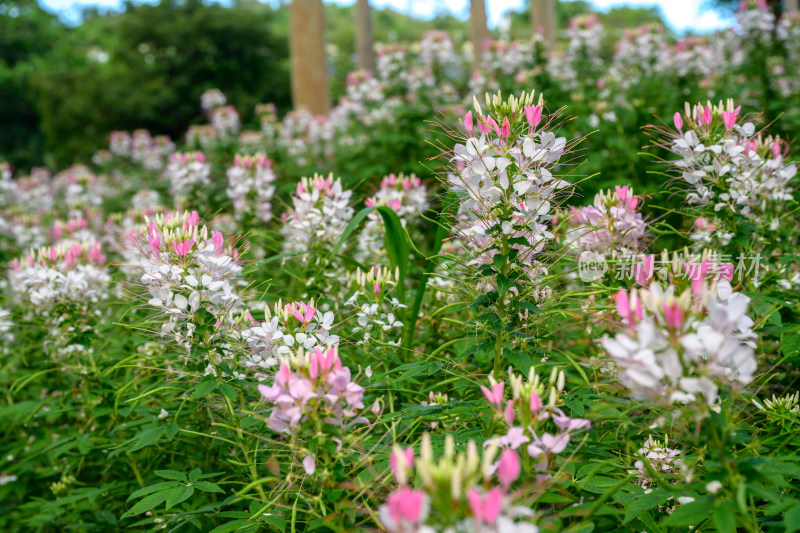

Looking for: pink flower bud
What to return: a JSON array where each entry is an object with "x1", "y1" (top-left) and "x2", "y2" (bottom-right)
[
  {"x1": 477, "y1": 116, "x2": 493, "y2": 134},
  {"x1": 386, "y1": 488, "x2": 424, "y2": 524},
  {"x1": 530, "y1": 390, "x2": 542, "y2": 413},
  {"x1": 480, "y1": 382, "x2": 504, "y2": 407},
  {"x1": 497, "y1": 449, "x2": 521, "y2": 488},
  {"x1": 468, "y1": 487, "x2": 502, "y2": 523},
  {"x1": 211, "y1": 231, "x2": 224, "y2": 255},
  {"x1": 500, "y1": 117, "x2": 511, "y2": 139},
  {"x1": 673, "y1": 112, "x2": 683, "y2": 132},
  {"x1": 464, "y1": 110, "x2": 473, "y2": 133},
  {"x1": 663, "y1": 301, "x2": 683, "y2": 329},
  {"x1": 504, "y1": 400, "x2": 515, "y2": 424}
]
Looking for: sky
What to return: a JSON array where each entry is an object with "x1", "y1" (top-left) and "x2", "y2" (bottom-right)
[{"x1": 39, "y1": 0, "x2": 736, "y2": 33}]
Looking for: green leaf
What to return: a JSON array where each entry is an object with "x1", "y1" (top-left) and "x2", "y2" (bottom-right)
[
  {"x1": 192, "y1": 379, "x2": 217, "y2": 400},
  {"x1": 376, "y1": 205, "x2": 409, "y2": 302},
  {"x1": 661, "y1": 497, "x2": 710, "y2": 526},
  {"x1": 129, "y1": 426, "x2": 165, "y2": 452},
  {"x1": 329, "y1": 206, "x2": 377, "y2": 258},
  {"x1": 194, "y1": 481, "x2": 225, "y2": 494},
  {"x1": 506, "y1": 351, "x2": 531, "y2": 375},
  {"x1": 165, "y1": 422, "x2": 179, "y2": 441},
  {"x1": 712, "y1": 503, "x2": 736, "y2": 533},
  {"x1": 785, "y1": 505, "x2": 800, "y2": 533},
  {"x1": 121, "y1": 489, "x2": 170, "y2": 519},
  {"x1": 165, "y1": 485, "x2": 194, "y2": 510},
  {"x1": 261, "y1": 514, "x2": 286, "y2": 532},
  {"x1": 188, "y1": 468, "x2": 202, "y2": 483},
  {"x1": 127, "y1": 481, "x2": 181, "y2": 502},
  {"x1": 402, "y1": 191, "x2": 459, "y2": 350},
  {"x1": 155, "y1": 470, "x2": 187, "y2": 482},
  {"x1": 209, "y1": 519, "x2": 252, "y2": 533},
  {"x1": 220, "y1": 382, "x2": 237, "y2": 401}
]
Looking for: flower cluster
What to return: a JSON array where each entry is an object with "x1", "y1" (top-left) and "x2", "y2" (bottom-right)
[
  {"x1": 345, "y1": 266, "x2": 405, "y2": 345},
  {"x1": 601, "y1": 281, "x2": 758, "y2": 406},
  {"x1": 357, "y1": 173, "x2": 428, "y2": 262},
  {"x1": 482, "y1": 367, "x2": 590, "y2": 479},
  {"x1": 257, "y1": 346, "x2": 365, "y2": 432},
  {"x1": 128, "y1": 210, "x2": 244, "y2": 352},
  {"x1": 450, "y1": 93, "x2": 569, "y2": 257},
  {"x1": 568, "y1": 185, "x2": 647, "y2": 258},
  {"x1": 655, "y1": 100, "x2": 797, "y2": 222},
  {"x1": 240, "y1": 299, "x2": 338, "y2": 378},
  {"x1": 281, "y1": 173, "x2": 354, "y2": 259},
  {"x1": 226, "y1": 153, "x2": 277, "y2": 222},
  {"x1": 210, "y1": 105, "x2": 241, "y2": 140},
  {"x1": 166, "y1": 151, "x2": 211, "y2": 201},
  {"x1": 109, "y1": 129, "x2": 175, "y2": 170},
  {"x1": 380, "y1": 434, "x2": 539, "y2": 533},
  {"x1": 628, "y1": 435, "x2": 682, "y2": 489},
  {"x1": 201, "y1": 88, "x2": 227, "y2": 113},
  {"x1": 9, "y1": 241, "x2": 109, "y2": 309}
]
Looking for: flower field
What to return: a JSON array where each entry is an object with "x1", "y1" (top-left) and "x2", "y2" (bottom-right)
[{"x1": 3, "y1": 2, "x2": 800, "y2": 532}]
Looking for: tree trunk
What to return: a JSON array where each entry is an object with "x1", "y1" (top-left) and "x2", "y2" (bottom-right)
[{"x1": 289, "y1": 0, "x2": 330, "y2": 114}]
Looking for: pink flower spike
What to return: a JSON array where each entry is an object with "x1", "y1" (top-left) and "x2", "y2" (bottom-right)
[
  {"x1": 615, "y1": 289, "x2": 630, "y2": 321},
  {"x1": 663, "y1": 301, "x2": 683, "y2": 329},
  {"x1": 387, "y1": 488, "x2": 424, "y2": 524},
  {"x1": 464, "y1": 110, "x2": 473, "y2": 133},
  {"x1": 374, "y1": 281, "x2": 381, "y2": 293},
  {"x1": 718, "y1": 263, "x2": 734, "y2": 282},
  {"x1": 722, "y1": 110, "x2": 736, "y2": 130},
  {"x1": 525, "y1": 105, "x2": 543, "y2": 128},
  {"x1": 504, "y1": 400, "x2": 515, "y2": 424},
  {"x1": 702, "y1": 105, "x2": 712, "y2": 125},
  {"x1": 771, "y1": 140, "x2": 782, "y2": 158},
  {"x1": 500, "y1": 117, "x2": 511, "y2": 139},
  {"x1": 673, "y1": 112, "x2": 683, "y2": 132},
  {"x1": 634, "y1": 255, "x2": 654, "y2": 286},
  {"x1": 146, "y1": 229, "x2": 159, "y2": 254},
  {"x1": 477, "y1": 116, "x2": 492, "y2": 134},
  {"x1": 481, "y1": 382, "x2": 504, "y2": 407},
  {"x1": 497, "y1": 449, "x2": 521, "y2": 488},
  {"x1": 530, "y1": 390, "x2": 542, "y2": 413},
  {"x1": 211, "y1": 231, "x2": 224, "y2": 255},
  {"x1": 303, "y1": 302, "x2": 316, "y2": 324}
]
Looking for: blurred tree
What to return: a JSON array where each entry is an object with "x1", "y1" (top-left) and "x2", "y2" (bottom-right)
[
  {"x1": 17, "y1": 0, "x2": 291, "y2": 169},
  {"x1": 0, "y1": 0, "x2": 66, "y2": 169}
]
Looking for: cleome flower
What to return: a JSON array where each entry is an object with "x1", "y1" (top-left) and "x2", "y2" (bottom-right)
[
  {"x1": 126, "y1": 210, "x2": 244, "y2": 353},
  {"x1": 226, "y1": 153, "x2": 277, "y2": 222},
  {"x1": 568, "y1": 185, "x2": 647, "y2": 258},
  {"x1": 443, "y1": 91, "x2": 576, "y2": 294},
  {"x1": 345, "y1": 265, "x2": 406, "y2": 345},
  {"x1": 600, "y1": 281, "x2": 757, "y2": 406},
  {"x1": 629, "y1": 435, "x2": 681, "y2": 488},
  {"x1": 650, "y1": 99, "x2": 797, "y2": 222},
  {"x1": 240, "y1": 299, "x2": 338, "y2": 378},
  {"x1": 166, "y1": 151, "x2": 211, "y2": 201},
  {"x1": 356, "y1": 173, "x2": 428, "y2": 263},
  {"x1": 281, "y1": 173, "x2": 354, "y2": 259},
  {"x1": 9, "y1": 241, "x2": 109, "y2": 309},
  {"x1": 379, "y1": 433, "x2": 539, "y2": 533},
  {"x1": 257, "y1": 346, "x2": 365, "y2": 433},
  {"x1": 481, "y1": 366, "x2": 590, "y2": 480}
]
